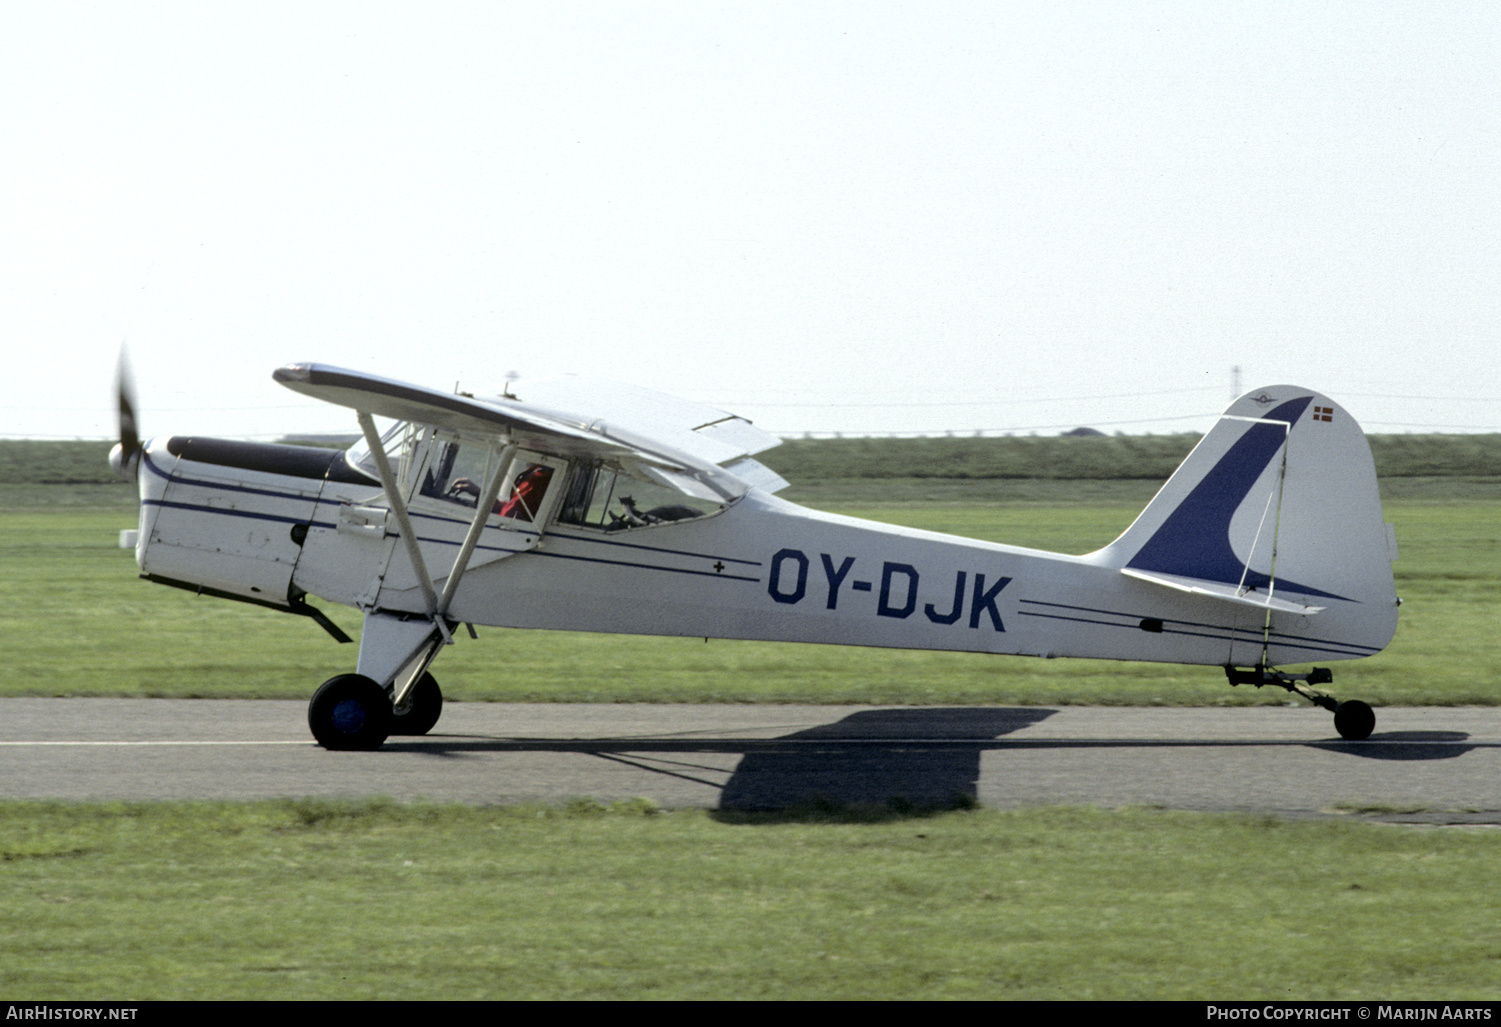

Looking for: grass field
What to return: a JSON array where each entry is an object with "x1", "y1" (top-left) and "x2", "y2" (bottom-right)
[
  {"x1": 0, "y1": 491, "x2": 1495, "y2": 706},
  {"x1": 2, "y1": 800, "x2": 1499, "y2": 1000},
  {"x1": 9, "y1": 432, "x2": 1501, "y2": 485}
]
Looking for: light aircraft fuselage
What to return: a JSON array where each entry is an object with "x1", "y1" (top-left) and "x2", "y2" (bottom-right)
[{"x1": 117, "y1": 365, "x2": 1400, "y2": 747}]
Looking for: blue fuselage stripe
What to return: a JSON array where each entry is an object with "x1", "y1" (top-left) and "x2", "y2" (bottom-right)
[
  {"x1": 148, "y1": 462, "x2": 759, "y2": 586},
  {"x1": 1017, "y1": 598, "x2": 1381, "y2": 657}
]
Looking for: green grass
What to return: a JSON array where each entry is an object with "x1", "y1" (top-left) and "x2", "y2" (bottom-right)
[
  {"x1": 1, "y1": 800, "x2": 1497, "y2": 1000},
  {"x1": 1, "y1": 494, "x2": 1496, "y2": 705}
]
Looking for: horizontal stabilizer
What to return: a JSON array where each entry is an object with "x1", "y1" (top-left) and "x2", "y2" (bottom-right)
[{"x1": 1121, "y1": 568, "x2": 1326, "y2": 615}]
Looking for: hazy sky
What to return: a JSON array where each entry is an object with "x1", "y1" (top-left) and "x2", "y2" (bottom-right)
[{"x1": 4, "y1": 1, "x2": 1498, "y2": 442}]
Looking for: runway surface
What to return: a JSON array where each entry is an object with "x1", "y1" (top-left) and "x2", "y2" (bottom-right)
[{"x1": 2, "y1": 699, "x2": 1497, "y2": 823}]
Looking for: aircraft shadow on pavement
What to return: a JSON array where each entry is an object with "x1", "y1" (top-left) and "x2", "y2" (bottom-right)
[
  {"x1": 716, "y1": 707, "x2": 1055, "y2": 813},
  {"x1": 1309, "y1": 731, "x2": 1473, "y2": 762},
  {"x1": 384, "y1": 713, "x2": 1477, "y2": 812},
  {"x1": 710, "y1": 717, "x2": 1475, "y2": 810},
  {"x1": 385, "y1": 707, "x2": 1057, "y2": 813}
]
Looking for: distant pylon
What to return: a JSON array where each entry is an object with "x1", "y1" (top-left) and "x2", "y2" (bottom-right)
[{"x1": 1231, "y1": 365, "x2": 1242, "y2": 400}]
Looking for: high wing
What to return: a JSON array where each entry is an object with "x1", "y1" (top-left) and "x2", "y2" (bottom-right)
[{"x1": 272, "y1": 363, "x2": 787, "y2": 500}]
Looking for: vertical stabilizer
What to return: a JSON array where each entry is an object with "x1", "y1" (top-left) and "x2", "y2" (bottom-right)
[{"x1": 1098, "y1": 386, "x2": 1398, "y2": 658}]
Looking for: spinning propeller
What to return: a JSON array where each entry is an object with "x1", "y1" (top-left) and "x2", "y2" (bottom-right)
[{"x1": 109, "y1": 349, "x2": 143, "y2": 480}]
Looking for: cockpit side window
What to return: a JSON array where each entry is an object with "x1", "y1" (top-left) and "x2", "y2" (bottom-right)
[
  {"x1": 417, "y1": 437, "x2": 498, "y2": 504},
  {"x1": 413, "y1": 438, "x2": 564, "y2": 526}
]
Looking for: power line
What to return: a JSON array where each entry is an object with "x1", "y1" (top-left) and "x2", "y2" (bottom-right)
[
  {"x1": 1342, "y1": 394, "x2": 1499, "y2": 403},
  {"x1": 730, "y1": 386, "x2": 1223, "y2": 410},
  {"x1": 765, "y1": 412, "x2": 1223, "y2": 438}
]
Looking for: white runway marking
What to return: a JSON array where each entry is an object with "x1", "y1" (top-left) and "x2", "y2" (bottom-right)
[{"x1": 0, "y1": 740, "x2": 312, "y2": 746}]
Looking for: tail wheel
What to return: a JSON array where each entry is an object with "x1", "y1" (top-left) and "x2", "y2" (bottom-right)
[
  {"x1": 309, "y1": 674, "x2": 391, "y2": 751},
  {"x1": 1333, "y1": 700, "x2": 1376, "y2": 741},
  {"x1": 389, "y1": 672, "x2": 443, "y2": 736}
]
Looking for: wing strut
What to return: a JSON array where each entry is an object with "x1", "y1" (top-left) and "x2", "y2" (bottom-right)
[
  {"x1": 357, "y1": 411, "x2": 440, "y2": 617},
  {"x1": 436, "y1": 442, "x2": 515, "y2": 616},
  {"x1": 353, "y1": 424, "x2": 524, "y2": 710}
]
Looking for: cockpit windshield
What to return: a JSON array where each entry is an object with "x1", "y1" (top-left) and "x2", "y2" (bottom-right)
[{"x1": 342, "y1": 420, "x2": 409, "y2": 482}]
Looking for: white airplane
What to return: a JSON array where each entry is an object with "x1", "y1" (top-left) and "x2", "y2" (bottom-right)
[{"x1": 111, "y1": 364, "x2": 1400, "y2": 749}]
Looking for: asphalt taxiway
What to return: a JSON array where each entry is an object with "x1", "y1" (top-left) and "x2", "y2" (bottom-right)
[{"x1": 1, "y1": 699, "x2": 1496, "y2": 822}]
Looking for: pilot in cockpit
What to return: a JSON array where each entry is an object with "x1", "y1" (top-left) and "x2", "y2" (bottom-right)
[{"x1": 451, "y1": 464, "x2": 553, "y2": 522}]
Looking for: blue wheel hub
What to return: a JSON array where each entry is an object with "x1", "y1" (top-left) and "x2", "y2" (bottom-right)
[{"x1": 331, "y1": 698, "x2": 367, "y2": 734}]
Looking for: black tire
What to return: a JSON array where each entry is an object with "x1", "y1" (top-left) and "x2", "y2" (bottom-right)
[
  {"x1": 308, "y1": 674, "x2": 392, "y2": 751},
  {"x1": 1333, "y1": 699, "x2": 1375, "y2": 741},
  {"x1": 389, "y1": 672, "x2": 442, "y2": 736}
]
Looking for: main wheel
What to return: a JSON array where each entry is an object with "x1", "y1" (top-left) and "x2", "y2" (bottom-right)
[
  {"x1": 308, "y1": 674, "x2": 392, "y2": 751},
  {"x1": 389, "y1": 672, "x2": 442, "y2": 736},
  {"x1": 1333, "y1": 699, "x2": 1375, "y2": 741}
]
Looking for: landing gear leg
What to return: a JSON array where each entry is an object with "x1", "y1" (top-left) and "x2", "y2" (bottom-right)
[
  {"x1": 313, "y1": 610, "x2": 449, "y2": 747},
  {"x1": 1224, "y1": 665, "x2": 1376, "y2": 741},
  {"x1": 389, "y1": 672, "x2": 443, "y2": 736}
]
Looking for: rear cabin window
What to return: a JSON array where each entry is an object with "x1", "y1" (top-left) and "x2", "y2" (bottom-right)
[{"x1": 557, "y1": 461, "x2": 721, "y2": 531}]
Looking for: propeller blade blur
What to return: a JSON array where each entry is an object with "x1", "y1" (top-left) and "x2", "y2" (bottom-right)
[{"x1": 111, "y1": 349, "x2": 142, "y2": 480}]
